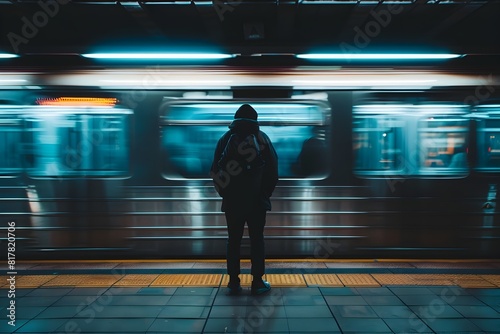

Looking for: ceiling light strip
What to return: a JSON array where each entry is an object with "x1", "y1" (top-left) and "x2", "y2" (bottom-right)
[
  {"x1": 0, "y1": 53, "x2": 19, "y2": 59},
  {"x1": 81, "y1": 53, "x2": 235, "y2": 60},
  {"x1": 296, "y1": 53, "x2": 464, "y2": 60}
]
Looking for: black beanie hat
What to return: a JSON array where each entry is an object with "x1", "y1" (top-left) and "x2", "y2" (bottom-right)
[{"x1": 234, "y1": 104, "x2": 258, "y2": 120}]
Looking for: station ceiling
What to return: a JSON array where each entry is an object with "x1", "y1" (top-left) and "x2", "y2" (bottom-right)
[{"x1": 0, "y1": 0, "x2": 499, "y2": 68}]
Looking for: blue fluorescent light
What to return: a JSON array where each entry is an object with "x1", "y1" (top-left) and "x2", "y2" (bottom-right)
[
  {"x1": 296, "y1": 53, "x2": 464, "y2": 60},
  {"x1": 0, "y1": 53, "x2": 19, "y2": 59},
  {"x1": 81, "y1": 53, "x2": 234, "y2": 60}
]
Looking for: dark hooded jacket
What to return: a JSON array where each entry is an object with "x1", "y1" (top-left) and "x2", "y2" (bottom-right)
[{"x1": 210, "y1": 118, "x2": 278, "y2": 212}]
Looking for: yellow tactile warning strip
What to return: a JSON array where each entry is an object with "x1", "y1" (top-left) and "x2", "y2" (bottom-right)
[
  {"x1": 482, "y1": 275, "x2": 500, "y2": 286},
  {"x1": 303, "y1": 274, "x2": 343, "y2": 287},
  {"x1": 184, "y1": 274, "x2": 222, "y2": 286},
  {"x1": 372, "y1": 274, "x2": 434, "y2": 286},
  {"x1": 443, "y1": 274, "x2": 497, "y2": 288},
  {"x1": 150, "y1": 274, "x2": 222, "y2": 287},
  {"x1": 371, "y1": 274, "x2": 500, "y2": 287},
  {"x1": 265, "y1": 274, "x2": 306, "y2": 287},
  {"x1": 401, "y1": 275, "x2": 453, "y2": 286},
  {"x1": 6, "y1": 274, "x2": 500, "y2": 288},
  {"x1": 337, "y1": 274, "x2": 380, "y2": 287},
  {"x1": 15, "y1": 275, "x2": 56, "y2": 288},
  {"x1": 0, "y1": 276, "x2": 8, "y2": 288},
  {"x1": 114, "y1": 274, "x2": 160, "y2": 287},
  {"x1": 43, "y1": 275, "x2": 121, "y2": 287}
]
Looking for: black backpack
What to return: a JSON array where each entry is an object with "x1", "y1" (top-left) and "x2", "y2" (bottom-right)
[{"x1": 217, "y1": 133, "x2": 265, "y2": 201}]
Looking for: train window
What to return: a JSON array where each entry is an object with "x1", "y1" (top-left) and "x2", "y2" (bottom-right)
[
  {"x1": 353, "y1": 105, "x2": 405, "y2": 175},
  {"x1": 353, "y1": 104, "x2": 469, "y2": 177},
  {"x1": 160, "y1": 101, "x2": 329, "y2": 179},
  {"x1": 418, "y1": 115, "x2": 469, "y2": 175},
  {"x1": 472, "y1": 105, "x2": 500, "y2": 171},
  {"x1": 0, "y1": 108, "x2": 22, "y2": 176},
  {"x1": 25, "y1": 107, "x2": 132, "y2": 178}
]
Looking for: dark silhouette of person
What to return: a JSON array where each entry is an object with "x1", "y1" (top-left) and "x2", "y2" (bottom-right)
[
  {"x1": 448, "y1": 143, "x2": 468, "y2": 168},
  {"x1": 294, "y1": 137, "x2": 328, "y2": 177},
  {"x1": 210, "y1": 104, "x2": 278, "y2": 295}
]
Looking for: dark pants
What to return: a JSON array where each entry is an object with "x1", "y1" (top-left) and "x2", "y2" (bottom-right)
[{"x1": 225, "y1": 210, "x2": 267, "y2": 278}]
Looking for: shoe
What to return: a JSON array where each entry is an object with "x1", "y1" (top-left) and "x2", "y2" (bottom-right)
[
  {"x1": 227, "y1": 282, "x2": 242, "y2": 295},
  {"x1": 251, "y1": 280, "x2": 271, "y2": 295}
]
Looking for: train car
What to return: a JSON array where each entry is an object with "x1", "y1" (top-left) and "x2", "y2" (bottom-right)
[{"x1": 1, "y1": 67, "x2": 500, "y2": 260}]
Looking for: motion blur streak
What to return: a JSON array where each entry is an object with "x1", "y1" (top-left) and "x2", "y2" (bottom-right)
[
  {"x1": 0, "y1": 67, "x2": 499, "y2": 260},
  {"x1": 14, "y1": 69, "x2": 496, "y2": 90}
]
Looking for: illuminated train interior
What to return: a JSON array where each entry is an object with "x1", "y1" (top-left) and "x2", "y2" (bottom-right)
[{"x1": 1, "y1": 68, "x2": 500, "y2": 260}]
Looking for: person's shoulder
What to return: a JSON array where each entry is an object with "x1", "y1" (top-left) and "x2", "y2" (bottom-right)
[
  {"x1": 259, "y1": 132, "x2": 276, "y2": 150},
  {"x1": 218, "y1": 130, "x2": 232, "y2": 142},
  {"x1": 258, "y1": 130, "x2": 272, "y2": 142}
]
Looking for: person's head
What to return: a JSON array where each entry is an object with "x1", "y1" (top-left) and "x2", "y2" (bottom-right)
[{"x1": 234, "y1": 104, "x2": 258, "y2": 120}]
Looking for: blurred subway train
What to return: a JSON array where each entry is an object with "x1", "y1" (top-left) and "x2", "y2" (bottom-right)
[{"x1": 1, "y1": 67, "x2": 500, "y2": 260}]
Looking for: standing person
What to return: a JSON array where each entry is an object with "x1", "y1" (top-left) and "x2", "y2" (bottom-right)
[{"x1": 210, "y1": 104, "x2": 278, "y2": 295}]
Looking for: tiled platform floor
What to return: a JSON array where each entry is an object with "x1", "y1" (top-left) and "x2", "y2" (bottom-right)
[
  {"x1": 2, "y1": 285, "x2": 500, "y2": 333},
  {"x1": 1, "y1": 260, "x2": 499, "y2": 333}
]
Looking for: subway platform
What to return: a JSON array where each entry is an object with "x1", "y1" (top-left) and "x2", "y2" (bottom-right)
[{"x1": 1, "y1": 259, "x2": 500, "y2": 333}]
